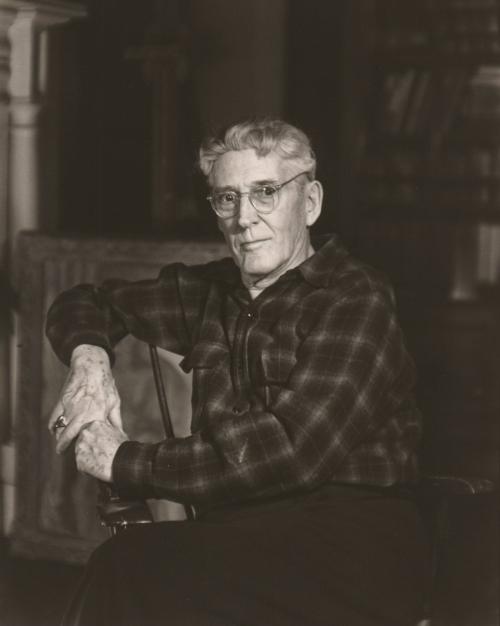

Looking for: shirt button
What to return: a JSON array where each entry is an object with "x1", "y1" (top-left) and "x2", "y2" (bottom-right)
[{"x1": 247, "y1": 312, "x2": 253, "y2": 318}]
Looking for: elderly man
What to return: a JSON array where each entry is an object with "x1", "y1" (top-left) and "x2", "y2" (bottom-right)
[{"x1": 46, "y1": 119, "x2": 429, "y2": 626}]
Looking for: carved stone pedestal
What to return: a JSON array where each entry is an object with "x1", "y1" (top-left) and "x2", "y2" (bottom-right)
[{"x1": 12, "y1": 232, "x2": 226, "y2": 564}]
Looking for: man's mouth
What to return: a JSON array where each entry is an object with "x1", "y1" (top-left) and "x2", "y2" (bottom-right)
[{"x1": 240, "y1": 240, "x2": 267, "y2": 251}]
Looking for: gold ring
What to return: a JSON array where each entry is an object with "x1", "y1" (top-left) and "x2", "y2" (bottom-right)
[{"x1": 53, "y1": 414, "x2": 68, "y2": 431}]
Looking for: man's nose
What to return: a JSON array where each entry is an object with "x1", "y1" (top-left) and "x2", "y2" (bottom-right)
[{"x1": 237, "y1": 194, "x2": 259, "y2": 228}]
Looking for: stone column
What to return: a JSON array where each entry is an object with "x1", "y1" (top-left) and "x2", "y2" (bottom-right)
[
  {"x1": 0, "y1": 2, "x2": 19, "y2": 537},
  {"x1": 8, "y1": 1, "x2": 86, "y2": 252},
  {"x1": 0, "y1": 5, "x2": 16, "y2": 267}
]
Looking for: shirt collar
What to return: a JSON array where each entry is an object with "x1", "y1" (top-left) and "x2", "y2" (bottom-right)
[
  {"x1": 298, "y1": 233, "x2": 348, "y2": 287},
  {"x1": 204, "y1": 233, "x2": 346, "y2": 290}
]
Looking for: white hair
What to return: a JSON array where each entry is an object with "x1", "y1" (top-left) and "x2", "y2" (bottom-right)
[{"x1": 199, "y1": 118, "x2": 317, "y2": 184}]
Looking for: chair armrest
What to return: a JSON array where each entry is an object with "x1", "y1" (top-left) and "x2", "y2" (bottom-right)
[
  {"x1": 97, "y1": 484, "x2": 154, "y2": 531},
  {"x1": 419, "y1": 474, "x2": 496, "y2": 497}
]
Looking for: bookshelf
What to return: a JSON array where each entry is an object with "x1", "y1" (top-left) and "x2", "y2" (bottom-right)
[
  {"x1": 357, "y1": 0, "x2": 500, "y2": 298},
  {"x1": 353, "y1": 6, "x2": 499, "y2": 623}
]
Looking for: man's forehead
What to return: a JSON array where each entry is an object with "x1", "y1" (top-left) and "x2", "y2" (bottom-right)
[{"x1": 212, "y1": 149, "x2": 287, "y2": 187}]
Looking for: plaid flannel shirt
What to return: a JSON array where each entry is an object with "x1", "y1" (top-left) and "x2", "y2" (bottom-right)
[{"x1": 46, "y1": 235, "x2": 421, "y2": 511}]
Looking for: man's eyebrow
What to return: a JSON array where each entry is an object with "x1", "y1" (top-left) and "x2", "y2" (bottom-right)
[
  {"x1": 212, "y1": 185, "x2": 236, "y2": 193},
  {"x1": 212, "y1": 178, "x2": 278, "y2": 192},
  {"x1": 252, "y1": 178, "x2": 278, "y2": 186}
]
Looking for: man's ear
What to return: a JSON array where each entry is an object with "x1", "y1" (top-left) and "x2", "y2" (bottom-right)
[{"x1": 305, "y1": 180, "x2": 323, "y2": 227}]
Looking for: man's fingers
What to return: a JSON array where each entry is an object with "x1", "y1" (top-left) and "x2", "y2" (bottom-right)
[
  {"x1": 48, "y1": 401, "x2": 65, "y2": 431},
  {"x1": 49, "y1": 364, "x2": 121, "y2": 451},
  {"x1": 55, "y1": 421, "x2": 79, "y2": 453},
  {"x1": 48, "y1": 368, "x2": 84, "y2": 432},
  {"x1": 107, "y1": 402, "x2": 122, "y2": 429},
  {"x1": 55, "y1": 414, "x2": 96, "y2": 454},
  {"x1": 74, "y1": 420, "x2": 126, "y2": 483}
]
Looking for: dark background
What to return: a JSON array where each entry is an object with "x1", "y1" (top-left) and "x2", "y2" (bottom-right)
[{"x1": 53, "y1": 0, "x2": 352, "y2": 239}]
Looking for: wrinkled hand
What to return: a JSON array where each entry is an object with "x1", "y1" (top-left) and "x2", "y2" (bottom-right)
[
  {"x1": 48, "y1": 344, "x2": 122, "y2": 454},
  {"x1": 75, "y1": 420, "x2": 128, "y2": 482}
]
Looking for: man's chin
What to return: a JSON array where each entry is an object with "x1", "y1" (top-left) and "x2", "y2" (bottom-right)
[{"x1": 241, "y1": 259, "x2": 273, "y2": 278}]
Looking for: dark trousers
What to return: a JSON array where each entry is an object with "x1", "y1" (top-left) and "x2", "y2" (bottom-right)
[{"x1": 63, "y1": 483, "x2": 430, "y2": 626}]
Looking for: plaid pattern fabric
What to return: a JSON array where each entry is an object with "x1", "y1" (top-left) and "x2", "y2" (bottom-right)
[{"x1": 46, "y1": 235, "x2": 422, "y2": 510}]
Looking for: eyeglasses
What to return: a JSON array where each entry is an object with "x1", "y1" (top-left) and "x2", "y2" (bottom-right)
[{"x1": 207, "y1": 170, "x2": 311, "y2": 219}]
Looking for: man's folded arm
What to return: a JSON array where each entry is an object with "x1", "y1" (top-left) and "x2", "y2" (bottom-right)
[{"x1": 45, "y1": 263, "x2": 209, "y2": 365}]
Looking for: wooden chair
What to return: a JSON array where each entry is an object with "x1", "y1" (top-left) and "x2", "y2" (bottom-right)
[{"x1": 97, "y1": 345, "x2": 496, "y2": 625}]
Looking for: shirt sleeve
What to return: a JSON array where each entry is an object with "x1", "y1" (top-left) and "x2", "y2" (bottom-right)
[
  {"x1": 45, "y1": 263, "x2": 206, "y2": 365},
  {"x1": 112, "y1": 280, "x2": 418, "y2": 508}
]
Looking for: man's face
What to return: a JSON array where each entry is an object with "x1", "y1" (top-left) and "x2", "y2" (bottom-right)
[{"x1": 212, "y1": 149, "x2": 321, "y2": 290}]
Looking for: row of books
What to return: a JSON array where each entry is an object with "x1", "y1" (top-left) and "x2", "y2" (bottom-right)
[
  {"x1": 430, "y1": 0, "x2": 498, "y2": 12},
  {"x1": 363, "y1": 147, "x2": 500, "y2": 179},
  {"x1": 372, "y1": 68, "x2": 470, "y2": 137},
  {"x1": 430, "y1": 184, "x2": 500, "y2": 206},
  {"x1": 359, "y1": 219, "x2": 500, "y2": 296},
  {"x1": 373, "y1": 2, "x2": 430, "y2": 48},
  {"x1": 477, "y1": 222, "x2": 500, "y2": 283},
  {"x1": 358, "y1": 219, "x2": 454, "y2": 288},
  {"x1": 362, "y1": 151, "x2": 421, "y2": 178},
  {"x1": 362, "y1": 182, "x2": 420, "y2": 206},
  {"x1": 437, "y1": 35, "x2": 500, "y2": 55},
  {"x1": 462, "y1": 66, "x2": 500, "y2": 118},
  {"x1": 373, "y1": 0, "x2": 500, "y2": 54},
  {"x1": 436, "y1": 0, "x2": 497, "y2": 7},
  {"x1": 362, "y1": 180, "x2": 500, "y2": 207},
  {"x1": 377, "y1": 69, "x2": 433, "y2": 135},
  {"x1": 432, "y1": 147, "x2": 500, "y2": 177},
  {"x1": 433, "y1": 7, "x2": 499, "y2": 36}
]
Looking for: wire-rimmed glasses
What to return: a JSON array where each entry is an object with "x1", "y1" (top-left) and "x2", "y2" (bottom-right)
[{"x1": 207, "y1": 170, "x2": 311, "y2": 219}]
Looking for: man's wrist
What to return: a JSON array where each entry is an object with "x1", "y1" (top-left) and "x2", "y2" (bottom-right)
[{"x1": 71, "y1": 344, "x2": 110, "y2": 367}]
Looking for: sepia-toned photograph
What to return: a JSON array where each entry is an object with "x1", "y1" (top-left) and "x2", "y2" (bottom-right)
[{"x1": 0, "y1": 1, "x2": 497, "y2": 625}]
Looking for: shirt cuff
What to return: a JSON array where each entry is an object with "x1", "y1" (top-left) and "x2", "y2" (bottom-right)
[{"x1": 112, "y1": 440, "x2": 159, "y2": 500}]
